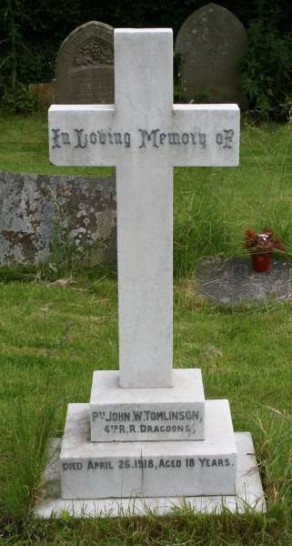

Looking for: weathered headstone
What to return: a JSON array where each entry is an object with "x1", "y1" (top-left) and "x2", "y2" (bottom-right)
[
  {"x1": 40, "y1": 29, "x2": 264, "y2": 515},
  {"x1": 54, "y1": 20, "x2": 116, "y2": 266},
  {"x1": 55, "y1": 21, "x2": 114, "y2": 104},
  {"x1": 0, "y1": 172, "x2": 116, "y2": 266},
  {"x1": 175, "y1": 3, "x2": 248, "y2": 107}
]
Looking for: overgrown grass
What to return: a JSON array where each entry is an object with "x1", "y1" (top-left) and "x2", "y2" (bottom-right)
[
  {"x1": 174, "y1": 121, "x2": 292, "y2": 274},
  {"x1": 0, "y1": 280, "x2": 292, "y2": 544}
]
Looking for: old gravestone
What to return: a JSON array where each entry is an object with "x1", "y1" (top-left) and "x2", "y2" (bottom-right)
[
  {"x1": 54, "y1": 20, "x2": 116, "y2": 265},
  {"x1": 39, "y1": 29, "x2": 265, "y2": 515},
  {"x1": 0, "y1": 172, "x2": 116, "y2": 266},
  {"x1": 175, "y1": 3, "x2": 248, "y2": 107},
  {"x1": 55, "y1": 21, "x2": 114, "y2": 104}
]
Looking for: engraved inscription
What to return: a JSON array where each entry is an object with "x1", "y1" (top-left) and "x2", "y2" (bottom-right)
[
  {"x1": 51, "y1": 127, "x2": 235, "y2": 151},
  {"x1": 88, "y1": 460, "x2": 114, "y2": 470},
  {"x1": 62, "y1": 456, "x2": 233, "y2": 473},
  {"x1": 138, "y1": 129, "x2": 206, "y2": 148},
  {"x1": 102, "y1": 423, "x2": 195, "y2": 435},
  {"x1": 92, "y1": 409, "x2": 201, "y2": 421},
  {"x1": 91, "y1": 408, "x2": 203, "y2": 438},
  {"x1": 74, "y1": 38, "x2": 114, "y2": 67},
  {"x1": 215, "y1": 129, "x2": 234, "y2": 148},
  {"x1": 74, "y1": 129, "x2": 131, "y2": 149}
]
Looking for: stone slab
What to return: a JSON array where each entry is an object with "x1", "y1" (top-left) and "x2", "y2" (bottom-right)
[
  {"x1": 90, "y1": 369, "x2": 205, "y2": 441},
  {"x1": 196, "y1": 257, "x2": 292, "y2": 304},
  {"x1": 60, "y1": 400, "x2": 236, "y2": 499},
  {"x1": 0, "y1": 171, "x2": 116, "y2": 266},
  {"x1": 35, "y1": 432, "x2": 265, "y2": 517}
]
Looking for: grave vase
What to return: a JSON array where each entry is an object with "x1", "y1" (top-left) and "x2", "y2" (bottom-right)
[{"x1": 251, "y1": 252, "x2": 272, "y2": 273}]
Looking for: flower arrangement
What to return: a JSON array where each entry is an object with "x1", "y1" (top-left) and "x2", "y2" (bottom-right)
[{"x1": 244, "y1": 227, "x2": 285, "y2": 254}]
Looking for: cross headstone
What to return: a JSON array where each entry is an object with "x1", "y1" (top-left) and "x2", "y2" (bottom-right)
[
  {"x1": 49, "y1": 29, "x2": 239, "y2": 389},
  {"x1": 42, "y1": 29, "x2": 265, "y2": 515}
]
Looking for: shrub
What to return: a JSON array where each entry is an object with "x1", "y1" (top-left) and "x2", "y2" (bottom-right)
[
  {"x1": 241, "y1": 13, "x2": 292, "y2": 121},
  {"x1": 1, "y1": 84, "x2": 37, "y2": 114}
]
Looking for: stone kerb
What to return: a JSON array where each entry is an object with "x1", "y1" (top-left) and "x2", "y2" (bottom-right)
[{"x1": 0, "y1": 171, "x2": 116, "y2": 266}]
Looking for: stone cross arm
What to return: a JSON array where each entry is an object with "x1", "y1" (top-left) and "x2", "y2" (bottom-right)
[{"x1": 49, "y1": 103, "x2": 239, "y2": 168}]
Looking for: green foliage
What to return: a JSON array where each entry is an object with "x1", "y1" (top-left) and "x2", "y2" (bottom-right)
[
  {"x1": 11, "y1": 44, "x2": 55, "y2": 85},
  {"x1": 0, "y1": 0, "x2": 24, "y2": 89},
  {"x1": 174, "y1": 168, "x2": 231, "y2": 278},
  {"x1": 1, "y1": 83, "x2": 37, "y2": 113},
  {"x1": 241, "y1": 2, "x2": 292, "y2": 121},
  {"x1": 0, "y1": 395, "x2": 56, "y2": 516},
  {"x1": 0, "y1": 1, "x2": 291, "y2": 121}
]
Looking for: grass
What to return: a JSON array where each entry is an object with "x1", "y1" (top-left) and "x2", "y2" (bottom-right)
[
  {"x1": 0, "y1": 114, "x2": 292, "y2": 543},
  {"x1": 0, "y1": 112, "x2": 112, "y2": 178},
  {"x1": 0, "y1": 280, "x2": 292, "y2": 544},
  {"x1": 174, "y1": 120, "x2": 292, "y2": 273}
]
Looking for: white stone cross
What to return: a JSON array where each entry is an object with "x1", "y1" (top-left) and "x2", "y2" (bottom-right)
[{"x1": 49, "y1": 29, "x2": 239, "y2": 389}]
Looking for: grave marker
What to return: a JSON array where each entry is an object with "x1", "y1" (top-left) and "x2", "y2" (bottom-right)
[
  {"x1": 55, "y1": 21, "x2": 114, "y2": 105},
  {"x1": 43, "y1": 29, "x2": 264, "y2": 513},
  {"x1": 175, "y1": 3, "x2": 248, "y2": 107}
]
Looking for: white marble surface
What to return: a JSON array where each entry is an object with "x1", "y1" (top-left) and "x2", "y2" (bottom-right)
[
  {"x1": 90, "y1": 369, "x2": 205, "y2": 441},
  {"x1": 35, "y1": 432, "x2": 266, "y2": 517},
  {"x1": 48, "y1": 29, "x2": 240, "y2": 388},
  {"x1": 60, "y1": 400, "x2": 237, "y2": 499}
]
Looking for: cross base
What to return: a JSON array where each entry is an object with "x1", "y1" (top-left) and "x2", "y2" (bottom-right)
[
  {"x1": 35, "y1": 432, "x2": 265, "y2": 517},
  {"x1": 59, "y1": 400, "x2": 237, "y2": 499},
  {"x1": 90, "y1": 369, "x2": 205, "y2": 441}
]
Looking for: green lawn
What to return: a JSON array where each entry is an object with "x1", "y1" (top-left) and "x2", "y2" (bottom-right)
[
  {"x1": 0, "y1": 115, "x2": 292, "y2": 544},
  {"x1": 0, "y1": 112, "x2": 111, "y2": 177},
  {"x1": 0, "y1": 280, "x2": 291, "y2": 544}
]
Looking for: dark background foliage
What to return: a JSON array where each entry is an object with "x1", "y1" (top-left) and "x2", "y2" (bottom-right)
[{"x1": 0, "y1": 0, "x2": 291, "y2": 118}]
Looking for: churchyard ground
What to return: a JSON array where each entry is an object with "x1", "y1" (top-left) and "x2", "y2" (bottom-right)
[{"x1": 0, "y1": 114, "x2": 291, "y2": 544}]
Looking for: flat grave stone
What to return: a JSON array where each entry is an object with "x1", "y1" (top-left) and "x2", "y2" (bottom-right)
[
  {"x1": 36, "y1": 432, "x2": 266, "y2": 516},
  {"x1": 196, "y1": 257, "x2": 292, "y2": 303}
]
